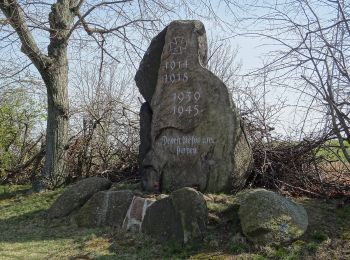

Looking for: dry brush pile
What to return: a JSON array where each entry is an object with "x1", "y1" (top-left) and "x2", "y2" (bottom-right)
[{"x1": 245, "y1": 128, "x2": 350, "y2": 197}]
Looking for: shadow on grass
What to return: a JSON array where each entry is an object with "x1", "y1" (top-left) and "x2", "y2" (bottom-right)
[
  {"x1": 0, "y1": 204, "x2": 185, "y2": 259},
  {"x1": 294, "y1": 197, "x2": 350, "y2": 249},
  {"x1": 2, "y1": 186, "x2": 349, "y2": 259},
  {"x1": 0, "y1": 185, "x2": 32, "y2": 200},
  {"x1": 0, "y1": 209, "x2": 107, "y2": 243},
  {"x1": 0, "y1": 206, "x2": 117, "y2": 259}
]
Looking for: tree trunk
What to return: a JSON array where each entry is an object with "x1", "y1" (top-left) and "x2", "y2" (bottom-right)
[
  {"x1": 33, "y1": 1, "x2": 76, "y2": 190},
  {"x1": 32, "y1": 54, "x2": 69, "y2": 191},
  {"x1": 1, "y1": 0, "x2": 83, "y2": 190}
]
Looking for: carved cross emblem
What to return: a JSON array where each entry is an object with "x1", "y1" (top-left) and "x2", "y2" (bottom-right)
[{"x1": 169, "y1": 37, "x2": 187, "y2": 54}]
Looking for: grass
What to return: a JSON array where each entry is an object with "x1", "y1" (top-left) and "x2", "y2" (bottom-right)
[
  {"x1": 0, "y1": 185, "x2": 113, "y2": 259},
  {"x1": 316, "y1": 139, "x2": 350, "y2": 162},
  {"x1": 1, "y1": 186, "x2": 350, "y2": 259}
]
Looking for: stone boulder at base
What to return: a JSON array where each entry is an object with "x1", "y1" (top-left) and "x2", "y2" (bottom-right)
[
  {"x1": 136, "y1": 20, "x2": 252, "y2": 193},
  {"x1": 48, "y1": 177, "x2": 111, "y2": 218},
  {"x1": 141, "y1": 187, "x2": 207, "y2": 244},
  {"x1": 123, "y1": 196, "x2": 155, "y2": 232},
  {"x1": 238, "y1": 189, "x2": 308, "y2": 245},
  {"x1": 75, "y1": 190, "x2": 133, "y2": 227}
]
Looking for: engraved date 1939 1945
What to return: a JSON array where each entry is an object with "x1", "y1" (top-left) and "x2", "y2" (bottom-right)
[{"x1": 173, "y1": 91, "x2": 201, "y2": 117}]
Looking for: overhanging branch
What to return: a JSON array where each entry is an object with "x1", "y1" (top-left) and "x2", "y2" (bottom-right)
[{"x1": 0, "y1": 0, "x2": 51, "y2": 69}]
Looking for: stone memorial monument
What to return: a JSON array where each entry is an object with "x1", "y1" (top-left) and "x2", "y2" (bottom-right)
[{"x1": 136, "y1": 20, "x2": 252, "y2": 193}]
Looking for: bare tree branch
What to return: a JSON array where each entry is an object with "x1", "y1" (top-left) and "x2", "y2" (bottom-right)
[{"x1": 0, "y1": 0, "x2": 50, "y2": 69}]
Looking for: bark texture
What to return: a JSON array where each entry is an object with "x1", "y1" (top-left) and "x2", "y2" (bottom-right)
[
  {"x1": 39, "y1": 0, "x2": 76, "y2": 188},
  {"x1": 0, "y1": 0, "x2": 79, "y2": 188}
]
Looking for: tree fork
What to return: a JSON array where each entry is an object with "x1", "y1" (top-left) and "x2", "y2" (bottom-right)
[{"x1": 37, "y1": 0, "x2": 76, "y2": 189}]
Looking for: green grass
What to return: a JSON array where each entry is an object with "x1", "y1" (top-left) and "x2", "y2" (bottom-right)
[
  {"x1": 0, "y1": 185, "x2": 202, "y2": 259},
  {"x1": 1, "y1": 186, "x2": 350, "y2": 259},
  {"x1": 316, "y1": 139, "x2": 350, "y2": 162},
  {"x1": 0, "y1": 185, "x2": 113, "y2": 259}
]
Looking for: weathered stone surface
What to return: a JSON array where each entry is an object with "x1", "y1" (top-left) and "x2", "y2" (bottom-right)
[
  {"x1": 142, "y1": 196, "x2": 183, "y2": 242},
  {"x1": 141, "y1": 187, "x2": 207, "y2": 244},
  {"x1": 135, "y1": 27, "x2": 167, "y2": 103},
  {"x1": 136, "y1": 20, "x2": 253, "y2": 193},
  {"x1": 238, "y1": 189, "x2": 308, "y2": 245},
  {"x1": 75, "y1": 190, "x2": 133, "y2": 227},
  {"x1": 48, "y1": 177, "x2": 111, "y2": 218},
  {"x1": 138, "y1": 102, "x2": 153, "y2": 184},
  {"x1": 123, "y1": 196, "x2": 155, "y2": 232},
  {"x1": 171, "y1": 187, "x2": 208, "y2": 243}
]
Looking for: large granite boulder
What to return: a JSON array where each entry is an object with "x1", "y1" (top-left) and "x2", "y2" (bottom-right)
[
  {"x1": 141, "y1": 187, "x2": 207, "y2": 244},
  {"x1": 48, "y1": 177, "x2": 111, "y2": 218},
  {"x1": 75, "y1": 190, "x2": 133, "y2": 227},
  {"x1": 136, "y1": 20, "x2": 252, "y2": 193},
  {"x1": 238, "y1": 189, "x2": 308, "y2": 245}
]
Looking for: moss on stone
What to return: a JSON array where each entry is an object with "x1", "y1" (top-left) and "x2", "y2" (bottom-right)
[{"x1": 238, "y1": 189, "x2": 308, "y2": 245}]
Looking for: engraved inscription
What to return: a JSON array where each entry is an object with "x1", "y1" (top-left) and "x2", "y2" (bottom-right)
[
  {"x1": 159, "y1": 35, "x2": 209, "y2": 156},
  {"x1": 161, "y1": 135, "x2": 215, "y2": 156},
  {"x1": 169, "y1": 37, "x2": 187, "y2": 54},
  {"x1": 163, "y1": 59, "x2": 189, "y2": 84},
  {"x1": 162, "y1": 37, "x2": 203, "y2": 118},
  {"x1": 163, "y1": 73, "x2": 188, "y2": 84},
  {"x1": 172, "y1": 91, "x2": 200, "y2": 117},
  {"x1": 164, "y1": 60, "x2": 188, "y2": 70}
]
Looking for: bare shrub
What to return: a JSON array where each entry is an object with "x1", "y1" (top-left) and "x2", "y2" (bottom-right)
[{"x1": 66, "y1": 61, "x2": 140, "y2": 184}]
